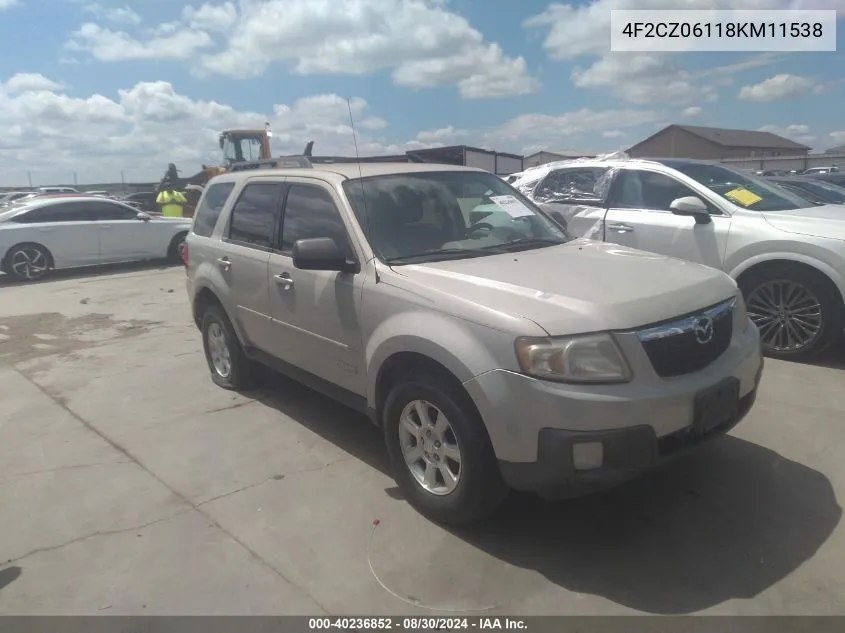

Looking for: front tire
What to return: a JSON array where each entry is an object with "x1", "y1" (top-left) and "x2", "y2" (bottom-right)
[
  {"x1": 383, "y1": 372, "x2": 508, "y2": 525},
  {"x1": 167, "y1": 232, "x2": 187, "y2": 263},
  {"x1": 741, "y1": 265, "x2": 843, "y2": 360},
  {"x1": 4, "y1": 243, "x2": 51, "y2": 282},
  {"x1": 201, "y1": 304, "x2": 258, "y2": 391}
]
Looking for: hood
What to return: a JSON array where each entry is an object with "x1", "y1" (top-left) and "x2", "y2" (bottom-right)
[
  {"x1": 390, "y1": 239, "x2": 737, "y2": 334},
  {"x1": 762, "y1": 205, "x2": 845, "y2": 241}
]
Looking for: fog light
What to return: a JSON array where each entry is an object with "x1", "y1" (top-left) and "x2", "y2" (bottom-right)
[{"x1": 572, "y1": 441, "x2": 604, "y2": 471}]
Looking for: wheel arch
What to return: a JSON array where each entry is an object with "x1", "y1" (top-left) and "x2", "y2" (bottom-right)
[
  {"x1": 373, "y1": 351, "x2": 479, "y2": 428},
  {"x1": 730, "y1": 254, "x2": 845, "y2": 309}
]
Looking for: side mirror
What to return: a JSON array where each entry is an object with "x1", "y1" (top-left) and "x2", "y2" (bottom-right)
[
  {"x1": 137, "y1": 211, "x2": 151, "y2": 221},
  {"x1": 292, "y1": 237, "x2": 356, "y2": 272},
  {"x1": 669, "y1": 196, "x2": 711, "y2": 225}
]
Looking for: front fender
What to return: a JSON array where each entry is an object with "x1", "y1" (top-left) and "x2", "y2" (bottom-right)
[{"x1": 365, "y1": 310, "x2": 517, "y2": 406}]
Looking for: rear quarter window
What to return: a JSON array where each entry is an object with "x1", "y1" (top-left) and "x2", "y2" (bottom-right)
[{"x1": 192, "y1": 182, "x2": 236, "y2": 237}]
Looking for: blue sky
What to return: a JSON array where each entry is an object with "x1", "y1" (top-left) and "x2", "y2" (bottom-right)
[{"x1": 0, "y1": 0, "x2": 842, "y2": 186}]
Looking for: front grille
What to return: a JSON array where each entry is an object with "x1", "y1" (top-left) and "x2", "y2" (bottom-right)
[{"x1": 636, "y1": 298, "x2": 735, "y2": 378}]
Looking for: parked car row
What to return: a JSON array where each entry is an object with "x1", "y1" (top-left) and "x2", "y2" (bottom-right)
[{"x1": 0, "y1": 195, "x2": 191, "y2": 281}]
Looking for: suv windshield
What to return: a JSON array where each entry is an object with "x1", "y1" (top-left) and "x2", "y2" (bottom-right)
[
  {"x1": 664, "y1": 161, "x2": 814, "y2": 211},
  {"x1": 343, "y1": 171, "x2": 569, "y2": 264}
]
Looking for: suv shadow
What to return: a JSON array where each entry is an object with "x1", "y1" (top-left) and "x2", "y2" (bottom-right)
[{"x1": 253, "y1": 370, "x2": 841, "y2": 614}]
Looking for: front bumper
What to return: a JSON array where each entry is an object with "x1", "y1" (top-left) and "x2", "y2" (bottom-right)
[{"x1": 462, "y1": 319, "x2": 763, "y2": 494}]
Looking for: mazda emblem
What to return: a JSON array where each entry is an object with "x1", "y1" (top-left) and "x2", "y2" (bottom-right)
[{"x1": 693, "y1": 316, "x2": 714, "y2": 344}]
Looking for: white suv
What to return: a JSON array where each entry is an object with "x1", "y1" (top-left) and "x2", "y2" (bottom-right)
[{"x1": 515, "y1": 158, "x2": 845, "y2": 360}]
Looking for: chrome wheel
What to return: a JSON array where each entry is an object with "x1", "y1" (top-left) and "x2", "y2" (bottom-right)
[
  {"x1": 206, "y1": 322, "x2": 232, "y2": 378},
  {"x1": 747, "y1": 279, "x2": 823, "y2": 353},
  {"x1": 10, "y1": 247, "x2": 48, "y2": 280},
  {"x1": 398, "y1": 400, "x2": 462, "y2": 496}
]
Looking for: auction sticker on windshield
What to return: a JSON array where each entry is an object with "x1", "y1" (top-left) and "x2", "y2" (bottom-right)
[
  {"x1": 489, "y1": 195, "x2": 533, "y2": 218},
  {"x1": 724, "y1": 187, "x2": 763, "y2": 207}
]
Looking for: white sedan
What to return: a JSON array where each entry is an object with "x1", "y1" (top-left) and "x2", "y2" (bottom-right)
[{"x1": 0, "y1": 195, "x2": 192, "y2": 282}]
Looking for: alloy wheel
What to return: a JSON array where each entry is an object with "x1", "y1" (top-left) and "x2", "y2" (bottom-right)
[
  {"x1": 206, "y1": 322, "x2": 232, "y2": 378},
  {"x1": 10, "y1": 247, "x2": 48, "y2": 280},
  {"x1": 398, "y1": 399, "x2": 462, "y2": 496},
  {"x1": 746, "y1": 279, "x2": 823, "y2": 352}
]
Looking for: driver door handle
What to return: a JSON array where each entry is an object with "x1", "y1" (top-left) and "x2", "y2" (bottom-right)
[
  {"x1": 274, "y1": 273, "x2": 294, "y2": 289},
  {"x1": 607, "y1": 222, "x2": 635, "y2": 233},
  {"x1": 217, "y1": 257, "x2": 231, "y2": 270}
]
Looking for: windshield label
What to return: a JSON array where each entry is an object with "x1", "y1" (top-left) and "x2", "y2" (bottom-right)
[
  {"x1": 724, "y1": 187, "x2": 762, "y2": 207},
  {"x1": 489, "y1": 195, "x2": 533, "y2": 218}
]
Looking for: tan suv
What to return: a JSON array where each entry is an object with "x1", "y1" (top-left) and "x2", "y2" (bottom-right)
[{"x1": 184, "y1": 161, "x2": 763, "y2": 524}]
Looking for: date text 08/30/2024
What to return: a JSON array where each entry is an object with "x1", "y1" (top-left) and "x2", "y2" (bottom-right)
[
  {"x1": 609, "y1": 9, "x2": 837, "y2": 52},
  {"x1": 308, "y1": 617, "x2": 527, "y2": 631}
]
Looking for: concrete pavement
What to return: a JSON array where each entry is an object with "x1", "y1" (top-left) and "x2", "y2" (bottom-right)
[{"x1": 0, "y1": 264, "x2": 843, "y2": 615}]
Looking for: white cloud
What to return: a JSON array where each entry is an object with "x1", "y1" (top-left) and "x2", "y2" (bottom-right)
[
  {"x1": 0, "y1": 0, "x2": 20, "y2": 10},
  {"x1": 67, "y1": 22, "x2": 214, "y2": 61},
  {"x1": 182, "y1": 2, "x2": 238, "y2": 32},
  {"x1": 571, "y1": 53, "x2": 714, "y2": 105},
  {"x1": 85, "y1": 4, "x2": 141, "y2": 26},
  {"x1": 1, "y1": 73, "x2": 65, "y2": 94},
  {"x1": 758, "y1": 124, "x2": 816, "y2": 145},
  {"x1": 602, "y1": 130, "x2": 626, "y2": 138},
  {"x1": 738, "y1": 74, "x2": 815, "y2": 101},
  {"x1": 0, "y1": 73, "x2": 668, "y2": 186},
  {"x1": 682, "y1": 106, "x2": 703, "y2": 117},
  {"x1": 484, "y1": 108, "x2": 664, "y2": 152},
  {"x1": 68, "y1": 0, "x2": 539, "y2": 99},
  {"x1": 415, "y1": 126, "x2": 467, "y2": 144},
  {"x1": 813, "y1": 78, "x2": 845, "y2": 95},
  {"x1": 0, "y1": 77, "x2": 409, "y2": 185},
  {"x1": 829, "y1": 131, "x2": 845, "y2": 145}
]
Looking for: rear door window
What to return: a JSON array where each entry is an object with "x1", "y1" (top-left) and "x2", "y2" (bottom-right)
[
  {"x1": 226, "y1": 182, "x2": 283, "y2": 249},
  {"x1": 193, "y1": 182, "x2": 235, "y2": 237}
]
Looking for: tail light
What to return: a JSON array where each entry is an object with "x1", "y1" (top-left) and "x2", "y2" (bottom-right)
[{"x1": 180, "y1": 242, "x2": 189, "y2": 268}]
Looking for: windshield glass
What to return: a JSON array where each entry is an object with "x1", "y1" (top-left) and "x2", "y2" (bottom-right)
[
  {"x1": 342, "y1": 171, "x2": 569, "y2": 264},
  {"x1": 664, "y1": 161, "x2": 814, "y2": 211}
]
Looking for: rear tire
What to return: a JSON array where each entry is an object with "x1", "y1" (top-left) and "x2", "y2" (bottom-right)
[
  {"x1": 740, "y1": 264, "x2": 843, "y2": 360},
  {"x1": 201, "y1": 303, "x2": 258, "y2": 391},
  {"x1": 4, "y1": 243, "x2": 52, "y2": 282},
  {"x1": 383, "y1": 371, "x2": 508, "y2": 525}
]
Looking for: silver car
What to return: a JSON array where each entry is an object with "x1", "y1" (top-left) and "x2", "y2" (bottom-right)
[
  {"x1": 515, "y1": 157, "x2": 845, "y2": 361},
  {"x1": 184, "y1": 162, "x2": 763, "y2": 524}
]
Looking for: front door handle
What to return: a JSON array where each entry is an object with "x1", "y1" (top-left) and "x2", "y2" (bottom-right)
[
  {"x1": 217, "y1": 257, "x2": 231, "y2": 271},
  {"x1": 274, "y1": 273, "x2": 294, "y2": 289},
  {"x1": 607, "y1": 222, "x2": 635, "y2": 233}
]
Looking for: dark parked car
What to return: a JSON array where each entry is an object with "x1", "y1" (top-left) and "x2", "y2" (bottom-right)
[
  {"x1": 768, "y1": 176, "x2": 845, "y2": 206},
  {"x1": 803, "y1": 172, "x2": 845, "y2": 188},
  {"x1": 121, "y1": 191, "x2": 158, "y2": 212}
]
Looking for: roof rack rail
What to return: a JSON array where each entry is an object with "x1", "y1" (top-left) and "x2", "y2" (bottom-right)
[{"x1": 227, "y1": 156, "x2": 313, "y2": 172}]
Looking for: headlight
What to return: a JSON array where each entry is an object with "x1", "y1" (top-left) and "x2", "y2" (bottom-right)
[{"x1": 515, "y1": 333, "x2": 632, "y2": 383}]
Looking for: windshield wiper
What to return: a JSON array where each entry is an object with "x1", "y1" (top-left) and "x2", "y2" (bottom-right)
[
  {"x1": 384, "y1": 247, "x2": 493, "y2": 264},
  {"x1": 479, "y1": 237, "x2": 565, "y2": 253}
]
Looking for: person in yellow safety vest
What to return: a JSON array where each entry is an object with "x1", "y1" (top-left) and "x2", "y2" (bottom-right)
[{"x1": 156, "y1": 187, "x2": 188, "y2": 217}]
